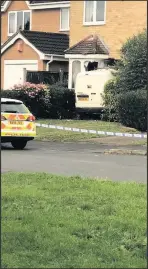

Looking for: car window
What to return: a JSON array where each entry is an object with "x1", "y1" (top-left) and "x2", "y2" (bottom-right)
[{"x1": 1, "y1": 102, "x2": 30, "y2": 114}]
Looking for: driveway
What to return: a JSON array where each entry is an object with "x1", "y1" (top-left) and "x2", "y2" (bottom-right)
[{"x1": 1, "y1": 141, "x2": 146, "y2": 183}]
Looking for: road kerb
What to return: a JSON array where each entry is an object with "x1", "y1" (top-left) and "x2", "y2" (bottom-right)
[{"x1": 104, "y1": 149, "x2": 147, "y2": 156}]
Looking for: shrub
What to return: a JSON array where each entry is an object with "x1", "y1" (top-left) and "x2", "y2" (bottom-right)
[
  {"x1": 117, "y1": 29, "x2": 147, "y2": 93},
  {"x1": 102, "y1": 76, "x2": 119, "y2": 121},
  {"x1": 102, "y1": 29, "x2": 147, "y2": 129},
  {"x1": 1, "y1": 82, "x2": 75, "y2": 119},
  {"x1": 117, "y1": 89, "x2": 147, "y2": 131},
  {"x1": 1, "y1": 82, "x2": 50, "y2": 118},
  {"x1": 46, "y1": 82, "x2": 75, "y2": 119}
]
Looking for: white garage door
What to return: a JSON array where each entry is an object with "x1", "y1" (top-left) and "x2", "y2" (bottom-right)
[{"x1": 4, "y1": 60, "x2": 38, "y2": 90}]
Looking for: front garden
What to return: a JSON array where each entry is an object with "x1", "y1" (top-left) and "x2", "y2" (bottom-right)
[{"x1": 1, "y1": 30, "x2": 147, "y2": 133}]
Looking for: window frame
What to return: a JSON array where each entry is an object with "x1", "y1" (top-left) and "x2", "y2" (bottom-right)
[
  {"x1": 60, "y1": 7, "x2": 70, "y2": 31},
  {"x1": 8, "y1": 10, "x2": 32, "y2": 36},
  {"x1": 83, "y1": 0, "x2": 106, "y2": 26}
]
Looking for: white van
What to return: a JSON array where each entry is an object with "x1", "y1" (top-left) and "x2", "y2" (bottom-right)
[{"x1": 75, "y1": 69, "x2": 114, "y2": 117}]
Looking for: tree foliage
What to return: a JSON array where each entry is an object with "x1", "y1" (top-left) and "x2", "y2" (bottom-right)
[{"x1": 102, "y1": 29, "x2": 147, "y2": 131}]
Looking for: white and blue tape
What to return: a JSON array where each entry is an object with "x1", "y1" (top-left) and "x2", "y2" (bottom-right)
[{"x1": 36, "y1": 123, "x2": 147, "y2": 139}]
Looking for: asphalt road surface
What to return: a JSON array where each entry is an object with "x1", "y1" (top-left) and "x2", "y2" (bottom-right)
[{"x1": 1, "y1": 141, "x2": 146, "y2": 183}]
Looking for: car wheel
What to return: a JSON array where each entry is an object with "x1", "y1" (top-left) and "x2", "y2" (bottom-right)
[{"x1": 11, "y1": 140, "x2": 27, "y2": 150}]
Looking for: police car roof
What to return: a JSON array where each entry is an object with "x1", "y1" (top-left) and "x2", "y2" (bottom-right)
[{"x1": 1, "y1": 98, "x2": 23, "y2": 104}]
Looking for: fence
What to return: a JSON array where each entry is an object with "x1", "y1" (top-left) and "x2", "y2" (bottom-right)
[{"x1": 26, "y1": 71, "x2": 68, "y2": 85}]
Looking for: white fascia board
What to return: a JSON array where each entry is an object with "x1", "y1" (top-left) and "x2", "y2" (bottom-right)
[
  {"x1": 28, "y1": 1, "x2": 70, "y2": 10},
  {"x1": 45, "y1": 54, "x2": 67, "y2": 58},
  {"x1": 1, "y1": 32, "x2": 44, "y2": 59},
  {"x1": 1, "y1": 1, "x2": 11, "y2": 12},
  {"x1": 53, "y1": 57, "x2": 68, "y2": 62},
  {"x1": 1, "y1": 1, "x2": 69, "y2": 12},
  {"x1": 25, "y1": 1, "x2": 30, "y2": 6},
  {"x1": 1, "y1": 1, "x2": 30, "y2": 12},
  {"x1": 43, "y1": 54, "x2": 69, "y2": 61},
  {"x1": 65, "y1": 54, "x2": 109, "y2": 59}
]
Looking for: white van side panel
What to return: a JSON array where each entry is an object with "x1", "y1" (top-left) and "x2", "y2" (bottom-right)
[{"x1": 75, "y1": 69, "x2": 113, "y2": 109}]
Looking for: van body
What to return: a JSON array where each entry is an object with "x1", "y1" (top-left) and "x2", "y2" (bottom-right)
[{"x1": 75, "y1": 69, "x2": 114, "y2": 116}]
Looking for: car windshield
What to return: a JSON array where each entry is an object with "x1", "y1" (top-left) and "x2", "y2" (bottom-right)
[{"x1": 1, "y1": 102, "x2": 30, "y2": 114}]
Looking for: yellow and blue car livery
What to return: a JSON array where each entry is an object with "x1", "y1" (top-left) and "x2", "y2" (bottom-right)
[{"x1": 1, "y1": 98, "x2": 36, "y2": 149}]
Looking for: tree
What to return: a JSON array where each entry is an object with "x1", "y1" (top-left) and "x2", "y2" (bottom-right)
[
  {"x1": 116, "y1": 28, "x2": 147, "y2": 93},
  {"x1": 102, "y1": 29, "x2": 147, "y2": 131}
]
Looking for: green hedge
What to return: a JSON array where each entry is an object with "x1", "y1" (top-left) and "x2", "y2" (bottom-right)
[
  {"x1": 102, "y1": 29, "x2": 147, "y2": 131},
  {"x1": 102, "y1": 81, "x2": 147, "y2": 131},
  {"x1": 117, "y1": 89, "x2": 147, "y2": 131},
  {"x1": 47, "y1": 82, "x2": 75, "y2": 119},
  {"x1": 102, "y1": 78, "x2": 119, "y2": 122},
  {"x1": 1, "y1": 82, "x2": 75, "y2": 119},
  {"x1": 118, "y1": 29, "x2": 147, "y2": 93}
]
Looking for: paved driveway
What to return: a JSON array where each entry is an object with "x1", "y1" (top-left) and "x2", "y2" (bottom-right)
[{"x1": 1, "y1": 141, "x2": 146, "y2": 183}]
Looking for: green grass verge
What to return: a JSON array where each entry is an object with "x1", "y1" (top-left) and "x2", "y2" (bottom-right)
[
  {"x1": 2, "y1": 173, "x2": 146, "y2": 268},
  {"x1": 35, "y1": 119, "x2": 146, "y2": 145}
]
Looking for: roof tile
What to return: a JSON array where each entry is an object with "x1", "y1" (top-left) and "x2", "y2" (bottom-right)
[
  {"x1": 65, "y1": 35, "x2": 109, "y2": 55},
  {"x1": 21, "y1": 30, "x2": 69, "y2": 55}
]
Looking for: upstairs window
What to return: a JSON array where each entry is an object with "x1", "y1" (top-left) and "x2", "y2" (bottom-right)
[
  {"x1": 60, "y1": 8, "x2": 69, "y2": 31},
  {"x1": 84, "y1": 1, "x2": 106, "y2": 25},
  {"x1": 8, "y1": 11, "x2": 31, "y2": 35}
]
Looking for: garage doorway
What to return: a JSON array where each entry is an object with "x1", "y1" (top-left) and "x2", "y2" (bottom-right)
[{"x1": 4, "y1": 60, "x2": 38, "y2": 90}]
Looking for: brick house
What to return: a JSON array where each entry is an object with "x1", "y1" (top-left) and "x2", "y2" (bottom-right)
[
  {"x1": 65, "y1": 0, "x2": 146, "y2": 89},
  {"x1": 1, "y1": 0, "x2": 70, "y2": 89},
  {"x1": 1, "y1": 1, "x2": 146, "y2": 90}
]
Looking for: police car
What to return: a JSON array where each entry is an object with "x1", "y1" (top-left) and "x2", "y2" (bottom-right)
[{"x1": 1, "y1": 98, "x2": 36, "y2": 149}]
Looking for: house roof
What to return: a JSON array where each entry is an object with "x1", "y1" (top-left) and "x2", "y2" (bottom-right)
[
  {"x1": 30, "y1": 0, "x2": 69, "y2": 3},
  {"x1": 21, "y1": 30, "x2": 69, "y2": 55},
  {"x1": 2, "y1": 30, "x2": 69, "y2": 56},
  {"x1": 65, "y1": 35, "x2": 109, "y2": 55},
  {"x1": 1, "y1": 0, "x2": 69, "y2": 6},
  {"x1": 1, "y1": 1, "x2": 70, "y2": 10}
]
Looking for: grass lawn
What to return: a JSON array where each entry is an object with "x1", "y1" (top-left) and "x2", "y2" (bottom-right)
[
  {"x1": 2, "y1": 173, "x2": 146, "y2": 268},
  {"x1": 35, "y1": 119, "x2": 146, "y2": 145}
]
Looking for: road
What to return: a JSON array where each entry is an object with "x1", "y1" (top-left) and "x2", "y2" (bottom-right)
[{"x1": 1, "y1": 141, "x2": 146, "y2": 183}]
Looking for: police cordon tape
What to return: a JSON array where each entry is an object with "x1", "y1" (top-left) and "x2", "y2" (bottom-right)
[{"x1": 36, "y1": 123, "x2": 147, "y2": 139}]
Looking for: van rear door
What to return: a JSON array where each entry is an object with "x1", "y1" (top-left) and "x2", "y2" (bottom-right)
[{"x1": 75, "y1": 70, "x2": 113, "y2": 109}]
